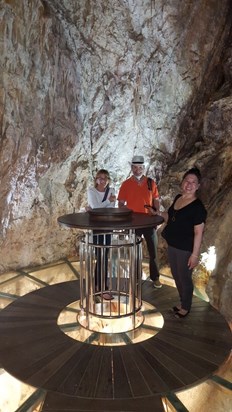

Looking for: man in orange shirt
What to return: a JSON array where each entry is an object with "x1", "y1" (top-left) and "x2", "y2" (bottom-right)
[{"x1": 118, "y1": 155, "x2": 162, "y2": 288}]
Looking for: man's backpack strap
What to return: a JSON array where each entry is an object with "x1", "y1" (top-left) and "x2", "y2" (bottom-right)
[{"x1": 147, "y1": 177, "x2": 153, "y2": 191}]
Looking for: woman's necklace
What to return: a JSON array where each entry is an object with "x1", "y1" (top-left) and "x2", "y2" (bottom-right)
[
  {"x1": 172, "y1": 209, "x2": 178, "y2": 222},
  {"x1": 171, "y1": 197, "x2": 182, "y2": 222}
]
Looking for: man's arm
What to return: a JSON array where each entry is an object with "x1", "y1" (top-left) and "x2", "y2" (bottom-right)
[
  {"x1": 152, "y1": 198, "x2": 160, "y2": 212},
  {"x1": 118, "y1": 200, "x2": 126, "y2": 208},
  {"x1": 150, "y1": 179, "x2": 160, "y2": 212}
]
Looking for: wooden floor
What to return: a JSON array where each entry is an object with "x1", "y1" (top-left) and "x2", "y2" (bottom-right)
[{"x1": 0, "y1": 280, "x2": 231, "y2": 412}]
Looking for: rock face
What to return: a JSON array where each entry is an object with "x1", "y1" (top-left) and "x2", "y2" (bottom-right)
[{"x1": 0, "y1": 0, "x2": 232, "y2": 321}]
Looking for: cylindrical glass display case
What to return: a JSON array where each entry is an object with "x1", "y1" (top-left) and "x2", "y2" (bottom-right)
[{"x1": 79, "y1": 229, "x2": 143, "y2": 332}]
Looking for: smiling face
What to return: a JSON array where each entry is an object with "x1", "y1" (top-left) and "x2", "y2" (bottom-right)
[
  {"x1": 181, "y1": 173, "x2": 200, "y2": 195},
  {"x1": 131, "y1": 164, "x2": 145, "y2": 178},
  {"x1": 95, "y1": 173, "x2": 109, "y2": 190}
]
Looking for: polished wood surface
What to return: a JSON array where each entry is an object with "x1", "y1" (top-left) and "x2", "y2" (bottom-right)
[
  {"x1": 58, "y1": 211, "x2": 164, "y2": 230},
  {"x1": 0, "y1": 280, "x2": 231, "y2": 411}
]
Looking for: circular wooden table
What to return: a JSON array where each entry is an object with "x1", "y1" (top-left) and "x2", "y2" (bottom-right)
[
  {"x1": 57, "y1": 209, "x2": 164, "y2": 230},
  {"x1": 58, "y1": 210, "x2": 164, "y2": 331}
]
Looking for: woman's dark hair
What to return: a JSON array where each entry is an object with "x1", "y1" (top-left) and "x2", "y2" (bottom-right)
[{"x1": 182, "y1": 167, "x2": 202, "y2": 183}]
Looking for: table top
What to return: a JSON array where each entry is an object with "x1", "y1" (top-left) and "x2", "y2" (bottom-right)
[{"x1": 58, "y1": 211, "x2": 164, "y2": 230}]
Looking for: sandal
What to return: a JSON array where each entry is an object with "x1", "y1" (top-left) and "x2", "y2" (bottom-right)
[
  {"x1": 174, "y1": 310, "x2": 189, "y2": 319},
  {"x1": 172, "y1": 306, "x2": 181, "y2": 313}
]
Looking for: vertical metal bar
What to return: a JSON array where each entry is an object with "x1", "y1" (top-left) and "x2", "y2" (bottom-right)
[
  {"x1": 137, "y1": 239, "x2": 142, "y2": 308},
  {"x1": 103, "y1": 233, "x2": 106, "y2": 292},
  {"x1": 108, "y1": 235, "x2": 112, "y2": 317},
  {"x1": 100, "y1": 241, "x2": 104, "y2": 316},
  {"x1": 109, "y1": 238, "x2": 112, "y2": 292},
  {"x1": 123, "y1": 235, "x2": 128, "y2": 315},
  {"x1": 116, "y1": 243, "x2": 120, "y2": 316},
  {"x1": 128, "y1": 232, "x2": 132, "y2": 315},
  {"x1": 85, "y1": 231, "x2": 90, "y2": 329},
  {"x1": 128, "y1": 229, "x2": 135, "y2": 327},
  {"x1": 89, "y1": 240, "x2": 94, "y2": 313},
  {"x1": 131, "y1": 230, "x2": 136, "y2": 329},
  {"x1": 79, "y1": 235, "x2": 84, "y2": 309},
  {"x1": 126, "y1": 236, "x2": 129, "y2": 314}
]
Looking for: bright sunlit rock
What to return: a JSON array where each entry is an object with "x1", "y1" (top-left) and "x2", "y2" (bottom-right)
[{"x1": 200, "y1": 246, "x2": 216, "y2": 271}]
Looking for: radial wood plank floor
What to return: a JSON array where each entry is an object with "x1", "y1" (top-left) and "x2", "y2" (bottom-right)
[{"x1": 0, "y1": 280, "x2": 231, "y2": 412}]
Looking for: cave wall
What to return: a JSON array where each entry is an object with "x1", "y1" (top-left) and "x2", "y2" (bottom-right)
[{"x1": 0, "y1": 0, "x2": 232, "y2": 320}]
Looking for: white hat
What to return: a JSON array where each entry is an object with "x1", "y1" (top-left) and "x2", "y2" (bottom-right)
[{"x1": 131, "y1": 155, "x2": 144, "y2": 165}]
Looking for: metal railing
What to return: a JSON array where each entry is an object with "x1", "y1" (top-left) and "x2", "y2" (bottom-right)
[{"x1": 79, "y1": 229, "x2": 143, "y2": 331}]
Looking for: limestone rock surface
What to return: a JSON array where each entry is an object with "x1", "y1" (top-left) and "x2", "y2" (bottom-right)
[{"x1": 0, "y1": 0, "x2": 232, "y2": 323}]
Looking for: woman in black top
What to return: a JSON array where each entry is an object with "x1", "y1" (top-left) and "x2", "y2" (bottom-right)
[{"x1": 148, "y1": 167, "x2": 207, "y2": 318}]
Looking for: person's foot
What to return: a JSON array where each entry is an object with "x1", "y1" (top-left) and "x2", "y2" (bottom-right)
[
  {"x1": 171, "y1": 305, "x2": 181, "y2": 313},
  {"x1": 153, "y1": 279, "x2": 162, "y2": 288},
  {"x1": 174, "y1": 309, "x2": 189, "y2": 318}
]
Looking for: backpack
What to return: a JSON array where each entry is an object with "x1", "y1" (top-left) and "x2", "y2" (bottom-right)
[
  {"x1": 147, "y1": 177, "x2": 153, "y2": 191},
  {"x1": 147, "y1": 177, "x2": 157, "y2": 210}
]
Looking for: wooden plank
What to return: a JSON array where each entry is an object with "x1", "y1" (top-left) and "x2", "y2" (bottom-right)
[
  {"x1": 93, "y1": 346, "x2": 113, "y2": 398},
  {"x1": 0, "y1": 279, "x2": 230, "y2": 412},
  {"x1": 120, "y1": 347, "x2": 152, "y2": 397},
  {"x1": 42, "y1": 390, "x2": 164, "y2": 412},
  {"x1": 112, "y1": 347, "x2": 133, "y2": 398}
]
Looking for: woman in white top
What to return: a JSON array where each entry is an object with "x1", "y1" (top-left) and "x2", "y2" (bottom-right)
[
  {"x1": 87, "y1": 169, "x2": 116, "y2": 299},
  {"x1": 87, "y1": 169, "x2": 116, "y2": 209}
]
